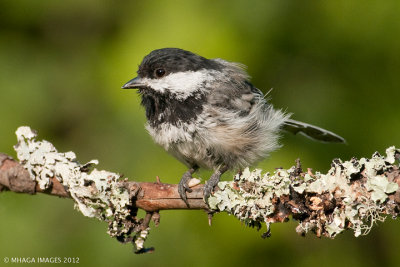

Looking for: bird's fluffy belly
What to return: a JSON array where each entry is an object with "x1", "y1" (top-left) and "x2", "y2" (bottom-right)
[
  {"x1": 146, "y1": 122, "x2": 213, "y2": 169},
  {"x1": 146, "y1": 105, "x2": 288, "y2": 170}
]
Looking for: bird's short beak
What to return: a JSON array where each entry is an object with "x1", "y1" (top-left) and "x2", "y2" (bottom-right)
[{"x1": 121, "y1": 77, "x2": 146, "y2": 89}]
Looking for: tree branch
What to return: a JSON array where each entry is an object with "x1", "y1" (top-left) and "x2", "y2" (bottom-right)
[
  {"x1": 1, "y1": 126, "x2": 399, "y2": 253},
  {"x1": 0, "y1": 157, "x2": 208, "y2": 210}
]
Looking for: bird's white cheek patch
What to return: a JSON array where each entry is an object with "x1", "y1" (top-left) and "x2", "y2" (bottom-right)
[{"x1": 143, "y1": 70, "x2": 218, "y2": 99}]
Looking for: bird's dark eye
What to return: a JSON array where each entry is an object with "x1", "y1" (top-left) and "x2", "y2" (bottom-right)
[{"x1": 155, "y1": 68, "x2": 166, "y2": 78}]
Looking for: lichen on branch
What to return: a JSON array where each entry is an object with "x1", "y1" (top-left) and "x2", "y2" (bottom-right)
[
  {"x1": 13, "y1": 126, "x2": 148, "y2": 253},
  {"x1": 209, "y1": 147, "x2": 400, "y2": 238},
  {"x1": 1, "y1": 126, "x2": 399, "y2": 253}
]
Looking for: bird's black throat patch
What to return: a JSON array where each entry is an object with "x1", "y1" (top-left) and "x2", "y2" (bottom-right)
[{"x1": 139, "y1": 89, "x2": 205, "y2": 127}]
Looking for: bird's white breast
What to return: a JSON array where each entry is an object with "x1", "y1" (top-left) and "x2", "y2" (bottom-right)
[{"x1": 145, "y1": 122, "x2": 198, "y2": 150}]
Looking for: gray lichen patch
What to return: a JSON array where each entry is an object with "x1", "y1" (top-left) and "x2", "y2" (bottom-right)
[
  {"x1": 209, "y1": 146, "x2": 400, "y2": 238},
  {"x1": 208, "y1": 167, "x2": 293, "y2": 226},
  {"x1": 14, "y1": 126, "x2": 145, "y2": 252}
]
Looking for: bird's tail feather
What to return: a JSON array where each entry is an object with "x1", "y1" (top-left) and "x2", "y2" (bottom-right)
[{"x1": 283, "y1": 119, "x2": 345, "y2": 143}]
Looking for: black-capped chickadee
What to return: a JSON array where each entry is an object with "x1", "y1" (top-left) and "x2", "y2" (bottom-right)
[{"x1": 122, "y1": 48, "x2": 344, "y2": 205}]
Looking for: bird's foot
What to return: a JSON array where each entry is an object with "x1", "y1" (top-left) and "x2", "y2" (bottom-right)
[
  {"x1": 178, "y1": 168, "x2": 196, "y2": 207},
  {"x1": 204, "y1": 171, "x2": 221, "y2": 204},
  {"x1": 204, "y1": 166, "x2": 228, "y2": 205}
]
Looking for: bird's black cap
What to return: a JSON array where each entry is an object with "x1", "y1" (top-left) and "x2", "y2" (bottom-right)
[{"x1": 137, "y1": 48, "x2": 222, "y2": 79}]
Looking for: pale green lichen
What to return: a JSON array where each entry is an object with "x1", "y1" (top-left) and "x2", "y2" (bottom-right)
[
  {"x1": 14, "y1": 126, "x2": 143, "y2": 251},
  {"x1": 209, "y1": 167, "x2": 295, "y2": 226},
  {"x1": 366, "y1": 175, "x2": 399, "y2": 203},
  {"x1": 134, "y1": 228, "x2": 150, "y2": 252},
  {"x1": 325, "y1": 208, "x2": 346, "y2": 236},
  {"x1": 209, "y1": 146, "x2": 400, "y2": 238}
]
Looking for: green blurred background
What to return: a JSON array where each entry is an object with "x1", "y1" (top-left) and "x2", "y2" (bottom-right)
[{"x1": 0, "y1": 0, "x2": 399, "y2": 266}]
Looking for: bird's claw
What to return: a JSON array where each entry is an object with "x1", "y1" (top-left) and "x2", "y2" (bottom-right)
[
  {"x1": 203, "y1": 183, "x2": 214, "y2": 204},
  {"x1": 203, "y1": 172, "x2": 221, "y2": 205},
  {"x1": 178, "y1": 170, "x2": 194, "y2": 207}
]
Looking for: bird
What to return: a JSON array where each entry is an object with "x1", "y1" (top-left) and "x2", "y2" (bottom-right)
[{"x1": 122, "y1": 48, "x2": 345, "y2": 206}]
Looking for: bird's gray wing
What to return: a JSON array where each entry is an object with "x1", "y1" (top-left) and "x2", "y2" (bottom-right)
[{"x1": 283, "y1": 119, "x2": 345, "y2": 143}]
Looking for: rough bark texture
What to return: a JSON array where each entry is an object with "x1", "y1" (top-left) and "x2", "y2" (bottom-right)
[
  {"x1": 0, "y1": 154, "x2": 207, "y2": 210},
  {"x1": 0, "y1": 153, "x2": 36, "y2": 194}
]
